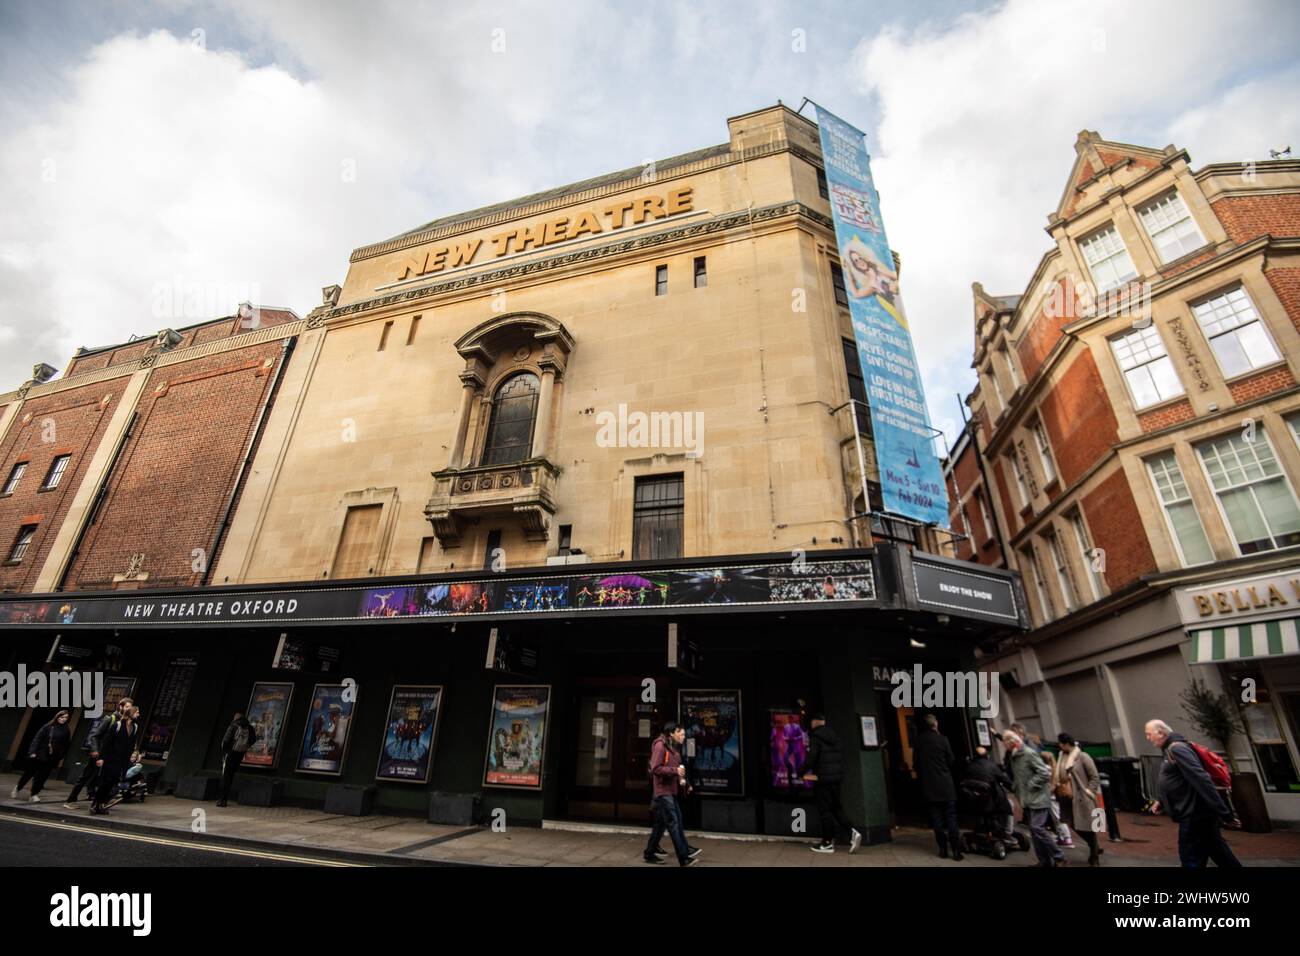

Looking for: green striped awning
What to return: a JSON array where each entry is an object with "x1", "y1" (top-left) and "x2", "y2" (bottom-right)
[{"x1": 1190, "y1": 619, "x2": 1300, "y2": 664}]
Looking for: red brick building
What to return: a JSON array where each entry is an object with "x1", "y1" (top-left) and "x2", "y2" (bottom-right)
[
  {"x1": 0, "y1": 304, "x2": 300, "y2": 594},
  {"x1": 943, "y1": 132, "x2": 1300, "y2": 823}
]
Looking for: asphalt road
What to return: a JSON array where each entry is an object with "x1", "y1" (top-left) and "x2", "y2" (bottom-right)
[{"x1": 0, "y1": 813, "x2": 360, "y2": 867}]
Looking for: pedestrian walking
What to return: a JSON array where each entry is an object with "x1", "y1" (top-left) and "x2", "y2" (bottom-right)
[
  {"x1": 643, "y1": 722, "x2": 701, "y2": 866},
  {"x1": 1145, "y1": 719, "x2": 1241, "y2": 868},
  {"x1": 1056, "y1": 733, "x2": 1104, "y2": 865},
  {"x1": 801, "y1": 714, "x2": 862, "y2": 854},
  {"x1": 11, "y1": 710, "x2": 71, "y2": 803},
  {"x1": 88, "y1": 701, "x2": 140, "y2": 815},
  {"x1": 913, "y1": 713, "x2": 963, "y2": 860},
  {"x1": 1038, "y1": 742, "x2": 1073, "y2": 847},
  {"x1": 64, "y1": 697, "x2": 133, "y2": 808},
  {"x1": 216, "y1": 711, "x2": 259, "y2": 807},
  {"x1": 1004, "y1": 729, "x2": 1065, "y2": 867}
]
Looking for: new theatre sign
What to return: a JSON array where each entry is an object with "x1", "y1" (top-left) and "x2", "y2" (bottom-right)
[
  {"x1": 0, "y1": 555, "x2": 877, "y2": 629},
  {"x1": 392, "y1": 186, "x2": 696, "y2": 282}
]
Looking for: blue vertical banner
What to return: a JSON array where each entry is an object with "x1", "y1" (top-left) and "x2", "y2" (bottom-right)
[{"x1": 815, "y1": 105, "x2": 948, "y2": 526}]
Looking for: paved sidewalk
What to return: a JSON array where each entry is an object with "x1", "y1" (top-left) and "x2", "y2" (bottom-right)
[{"x1": 4, "y1": 773, "x2": 1297, "y2": 866}]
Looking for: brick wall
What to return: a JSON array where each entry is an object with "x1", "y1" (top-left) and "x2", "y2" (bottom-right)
[
  {"x1": 1228, "y1": 364, "x2": 1297, "y2": 405},
  {"x1": 1082, "y1": 467, "x2": 1157, "y2": 592},
  {"x1": 1265, "y1": 267, "x2": 1300, "y2": 335},
  {"x1": 0, "y1": 378, "x2": 130, "y2": 592},
  {"x1": 1137, "y1": 398, "x2": 1196, "y2": 433},
  {"x1": 1037, "y1": 351, "x2": 1120, "y2": 487},
  {"x1": 1212, "y1": 194, "x2": 1300, "y2": 245},
  {"x1": 62, "y1": 341, "x2": 290, "y2": 591},
  {"x1": 1017, "y1": 277, "x2": 1084, "y2": 380}
]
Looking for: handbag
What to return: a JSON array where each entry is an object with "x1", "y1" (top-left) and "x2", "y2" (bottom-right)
[{"x1": 1056, "y1": 773, "x2": 1073, "y2": 800}]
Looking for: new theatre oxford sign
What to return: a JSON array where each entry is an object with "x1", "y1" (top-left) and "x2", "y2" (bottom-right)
[{"x1": 392, "y1": 187, "x2": 695, "y2": 282}]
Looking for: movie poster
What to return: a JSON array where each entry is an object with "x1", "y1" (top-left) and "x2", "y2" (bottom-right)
[
  {"x1": 102, "y1": 676, "x2": 137, "y2": 716},
  {"x1": 572, "y1": 573, "x2": 668, "y2": 609},
  {"x1": 669, "y1": 567, "x2": 769, "y2": 605},
  {"x1": 141, "y1": 656, "x2": 199, "y2": 762},
  {"x1": 375, "y1": 685, "x2": 443, "y2": 783},
  {"x1": 242, "y1": 682, "x2": 294, "y2": 769},
  {"x1": 297, "y1": 683, "x2": 358, "y2": 775},
  {"x1": 483, "y1": 685, "x2": 550, "y2": 789},
  {"x1": 770, "y1": 711, "x2": 812, "y2": 790},
  {"x1": 679, "y1": 689, "x2": 744, "y2": 796}
]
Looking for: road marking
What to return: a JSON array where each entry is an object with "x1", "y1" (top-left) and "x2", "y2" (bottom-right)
[{"x1": 0, "y1": 813, "x2": 366, "y2": 866}]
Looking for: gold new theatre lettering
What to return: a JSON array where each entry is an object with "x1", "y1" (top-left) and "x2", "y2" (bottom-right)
[{"x1": 395, "y1": 187, "x2": 695, "y2": 281}]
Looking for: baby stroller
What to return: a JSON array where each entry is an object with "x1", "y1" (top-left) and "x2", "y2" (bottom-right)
[
  {"x1": 115, "y1": 763, "x2": 149, "y2": 804},
  {"x1": 958, "y1": 776, "x2": 1028, "y2": 860}
]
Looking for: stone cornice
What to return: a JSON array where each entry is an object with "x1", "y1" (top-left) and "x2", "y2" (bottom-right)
[
  {"x1": 350, "y1": 138, "x2": 823, "y2": 265},
  {"x1": 0, "y1": 320, "x2": 305, "y2": 405},
  {"x1": 320, "y1": 202, "x2": 832, "y2": 323}
]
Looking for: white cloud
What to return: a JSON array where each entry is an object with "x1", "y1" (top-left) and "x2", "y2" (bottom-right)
[{"x1": 852, "y1": 0, "x2": 1299, "y2": 447}]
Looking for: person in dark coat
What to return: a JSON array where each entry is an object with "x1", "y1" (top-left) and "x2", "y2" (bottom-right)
[
  {"x1": 88, "y1": 704, "x2": 140, "y2": 815},
  {"x1": 216, "y1": 711, "x2": 259, "y2": 807},
  {"x1": 643, "y1": 722, "x2": 700, "y2": 866},
  {"x1": 1145, "y1": 719, "x2": 1241, "y2": 868},
  {"x1": 913, "y1": 713, "x2": 963, "y2": 859},
  {"x1": 63, "y1": 697, "x2": 133, "y2": 808},
  {"x1": 11, "y1": 710, "x2": 72, "y2": 803},
  {"x1": 962, "y1": 745, "x2": 1015, "y2": 844},
  {"x1": 802, "y1": 714, "x2": 862, "y2": 854}
]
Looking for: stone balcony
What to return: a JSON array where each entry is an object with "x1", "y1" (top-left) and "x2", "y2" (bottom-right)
[{"x1": 423, "y1": 457, "x2": 560, "y2": 548}]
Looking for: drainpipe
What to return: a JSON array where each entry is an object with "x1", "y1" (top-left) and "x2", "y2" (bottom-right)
[{"x1": 202, "y1": 337, "x2": 295, "y2": 585}]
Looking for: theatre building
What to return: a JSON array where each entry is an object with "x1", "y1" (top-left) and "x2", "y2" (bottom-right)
[
  {"x1": 944, "y1": 130, "x2": 1300, "y2": 823},
  {"x1": 1, "y1": 105, "x2": 1023, "y2": 840}
]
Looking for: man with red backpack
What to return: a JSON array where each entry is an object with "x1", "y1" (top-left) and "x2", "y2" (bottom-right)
[{"x1": 1144, "y1": 719, "x2": 1241, "y2": 868}]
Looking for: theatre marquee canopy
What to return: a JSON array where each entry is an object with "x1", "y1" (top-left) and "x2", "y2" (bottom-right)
[{"x1": 0, "y1": 546, "x2": 1027, "y2": 633}]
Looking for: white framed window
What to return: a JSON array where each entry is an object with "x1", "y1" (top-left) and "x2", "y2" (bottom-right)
[
  {"x1": 1147, "y1": 451, "x2": 1215, "y2": 566},
  {"x1": 1288, "y1": 411, "x2": 1300, "y2": 449},
  {"x1": 975, "y1": 488, "x2": 993, "y2": 540},
  {"x1": 999, "y1": 344, "x2": 1020, "y2": 388},
  {"x1": 1045, "y1": 529, "x2": 1078, "y2": 613},
  {"x1": 1031, "y1": 417, "x2": 1057, "y2": 485},
  {"x1": 1079, "y1": 224, "x2": 1138, "y2": 292},
  {"x1": 42, "y1": 455, "x2": 70, "y2": 490},
  {"x1": 1110, "y1": 325, "x2": 1184, "y2": 408},
  {"x1": 2, "y1": 462, "x2": 26, "y2": 495},
  {"x1": 985, "y1": 363, "x2": 1005, "y2": 410},
  {"x1": 1022, "y1": 545, "x2": 1054, "y2": 622},
  {"x1": 1138, "y1": 190, "x2": 1205, "y2": 263},
  {"x1": 1067, "y1": 510, "x2": 1104, "y2": 601},
  {"x1": 8, "y1": 525, "x2": 36, "y2": 563},
  {"x1": 1196, "y1": 430, "x2": 1300, "y2": 555},
  {"x1": 1008, "y1": 454, "x2": 1029, "y2": 507},
  {"x1": 1191, "y1": 286, "x2": 1280, "y2": 378}
]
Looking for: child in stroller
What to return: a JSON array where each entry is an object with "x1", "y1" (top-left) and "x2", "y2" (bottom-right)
[
  {"x1": 958, "y1": 748, "x2": 1028, "y2": 860},
  {"x1": 111, "y1": 751, "x2": 149, "y2": 805}
]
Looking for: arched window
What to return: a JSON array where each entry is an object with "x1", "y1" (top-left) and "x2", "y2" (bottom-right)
[{"x1": 482, "y1": 372, "x2": 540, "y2": 465}]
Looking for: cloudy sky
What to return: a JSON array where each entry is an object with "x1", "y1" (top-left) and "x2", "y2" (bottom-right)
[{"x1": 1, "y1": 0, "x2": 1297, "y2": 449}]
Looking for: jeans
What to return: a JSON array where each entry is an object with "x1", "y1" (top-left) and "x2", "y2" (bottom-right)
[
  {"x1": 927, "y1": 799, "x2": 961, "y2": 852},
  {"x1": 16, "y1": 761, "x2": 55, "y2": 796},
  {"x1": 814, "y1": 781, "x2": 853, "y2": 844},
  {"x1": 1027, "y1": 807, "x2": 1064, "y2": 866},
  {"x1": 646, "y1": 795, "x2": 690, "y2": 862},
  {"x1": 66, "y1": 758, "x2": 99, "y2": 802},
  {"x1": 1177, "y1": 817, "x2": 1242, "y2": 868},
  {"x1": 219, "y1": 752, "x2": 242, "y2": 802}
]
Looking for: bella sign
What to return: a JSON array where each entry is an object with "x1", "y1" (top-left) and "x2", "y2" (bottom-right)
[
  {"x1": 395, "y1": 187, "x2": 695, "y2": 282},
  {"x1": 1180, "y1": 571, "x2": 1300, "y2": 622}
]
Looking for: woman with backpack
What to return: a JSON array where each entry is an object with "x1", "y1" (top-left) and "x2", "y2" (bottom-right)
[
  {"x1": 10, "y1": 710, "x2": 72, "y2": 803},
  {"x1": 217, "y1": 711, "x2": 259, "y2": 807},
  {"x1": 1144, "y1": 719, "x2": 1241, "y2": 868}
]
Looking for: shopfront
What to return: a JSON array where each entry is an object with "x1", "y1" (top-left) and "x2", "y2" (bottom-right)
[
  {"x1": 1179, "y1": 567, "x2": 1300, "y2": 822},
  {"x1": 0, "y1": 545, "x2": 1025, "y2": 841}
]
